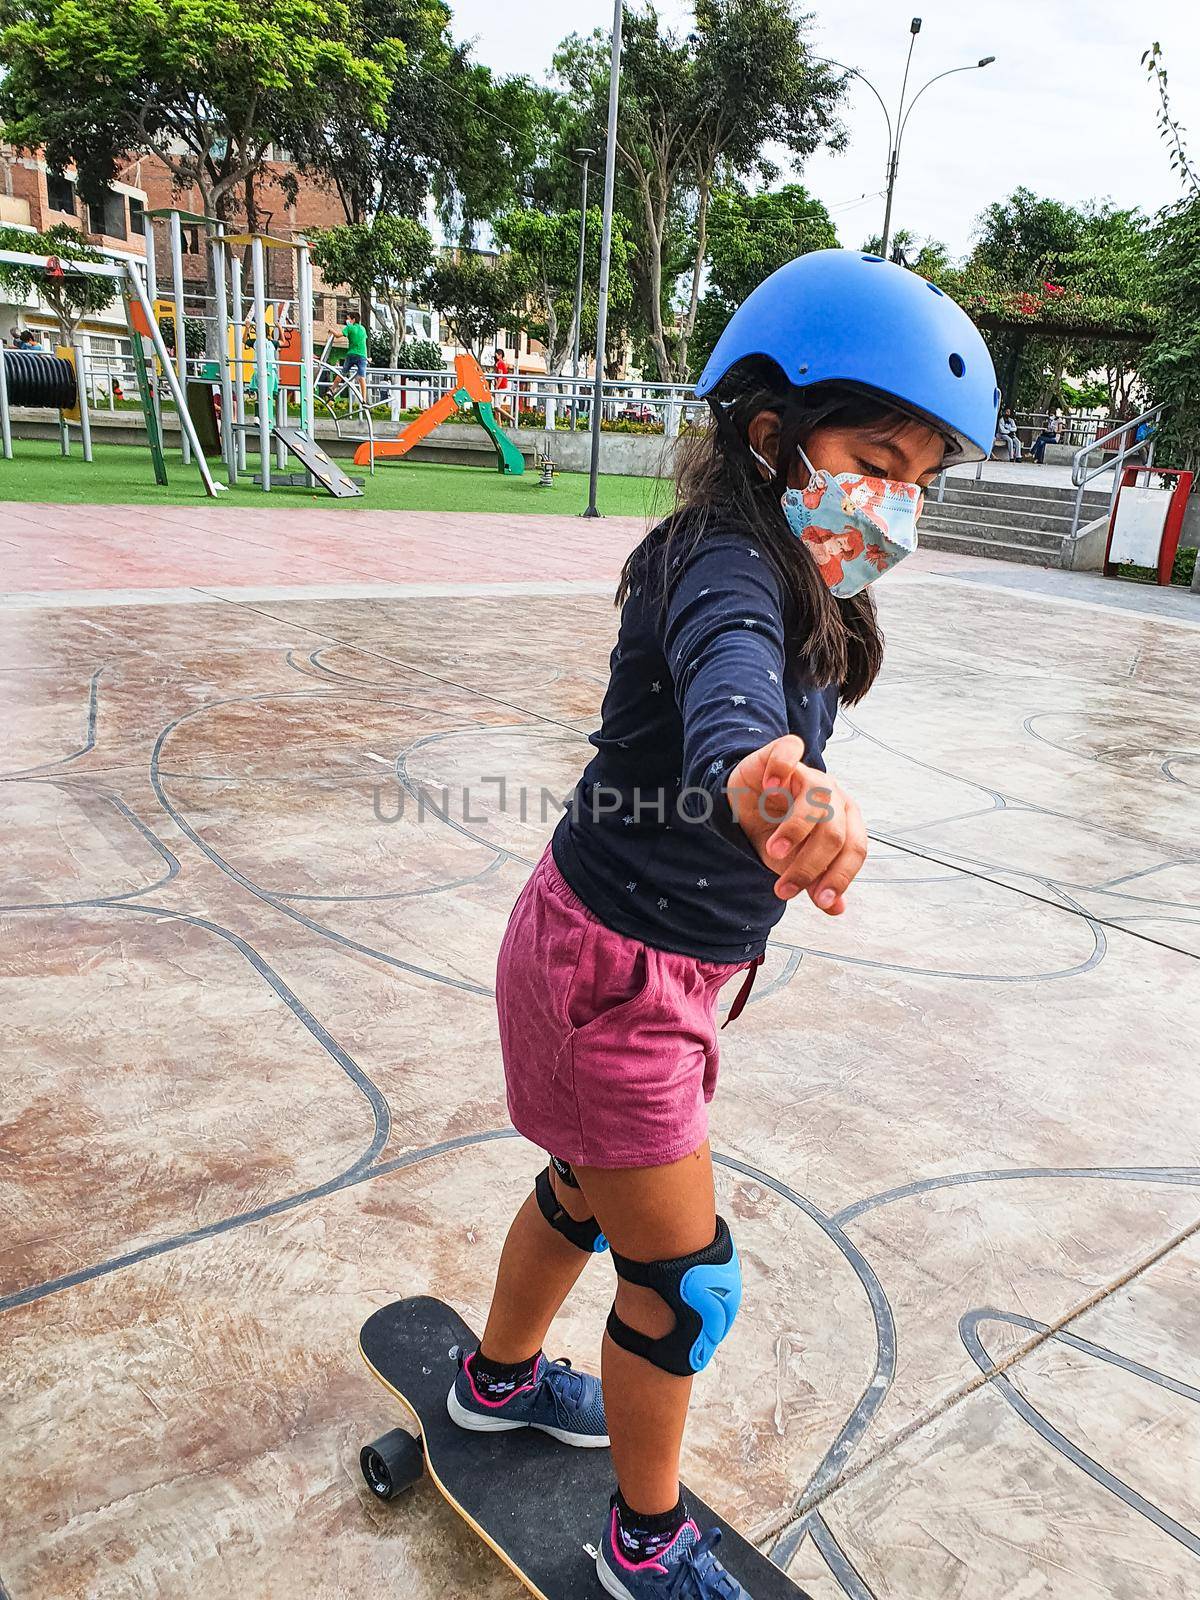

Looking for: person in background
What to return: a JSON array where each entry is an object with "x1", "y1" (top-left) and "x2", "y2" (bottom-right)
[
  {"x1": 998, "y1": 407, "x2": 1022, "y2": 461},
  {"x1": 492, "y1": 347, "x2": 512, "y2": 422},
  {"x1": 1031, "y1": 409, "x2": 1063, "y2": 464},
  {"x1": 331, "y1": 312, "x2": 369, "y2": 405}
]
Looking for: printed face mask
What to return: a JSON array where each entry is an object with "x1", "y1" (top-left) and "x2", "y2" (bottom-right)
[{"x1": 754, "y1": 444, "x2": 924, "y2": 597}]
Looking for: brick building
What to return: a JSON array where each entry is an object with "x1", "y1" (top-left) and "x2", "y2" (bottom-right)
[
  {"x1": 0, "y1": 144, "x2": 149, "y2": 360},
  {"x1": 2, "y1": 142, "x2": 554, "y2": 379}
]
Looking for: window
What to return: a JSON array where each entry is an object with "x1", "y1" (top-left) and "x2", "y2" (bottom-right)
[
  {"x1": 87, "y1": 189, "x2": 127, "y2": 240},
  {"x1": 46, "y1": 172, "x2": 76, "y2": 215},
  {"x1": 129, "y1": 198, "x2": 146, "y2": 237}
]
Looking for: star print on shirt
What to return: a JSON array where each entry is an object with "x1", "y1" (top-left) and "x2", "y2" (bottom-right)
[
  {"x1": 800, "y1": 693, "x2": 809, "y2": 708},
  {"x1": 708, "y1": 759, "x2": 724, "y2": 775},
  {"x1": 622, "y1": 815, "x2": 634, "y2": 825},
  {"x1": 747, "y1": 546, "x2": 760, "y2": 558},
  {"x1": 699, "y1": 587, "x2": 710, "y2": 596},
  {"x1": 657, "y1": 897, "x2": 669, "y2": 910},
  {"x1": 731, "y1": 694, "x2": 746, "y2": 705},
  {"x1": 626, "y1": 880, "x2": 637, "y2": 893},
  {"x1": 767, "y1": 670, "x2": 779, "y2": 684},
  {"x1": 747, "y1": 725, "x2": 763, "y2": 734},
  {"x1": 650, "y1": 680, "x2": 661, "y2": 693},
  {"x1": 697, "y1": 877, "x2": 709, "y2": 888}
]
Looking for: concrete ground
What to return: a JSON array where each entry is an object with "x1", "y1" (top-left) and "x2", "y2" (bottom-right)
[{"x1": 2, "y1": 500, "x2": 1199, "y2": 1600}]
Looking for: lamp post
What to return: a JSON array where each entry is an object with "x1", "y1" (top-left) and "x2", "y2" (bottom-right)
[
  {"x1": 569, "y1": 147, "x2": 595, "y2": 431},
  {"x1": 817, "y1": 21, "x2": 995, "y2": 261},
  {"x1": 583, "y1": 0, "x2": 622, "y2": 519}
]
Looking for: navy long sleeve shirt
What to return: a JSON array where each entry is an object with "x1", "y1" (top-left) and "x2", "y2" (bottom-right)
[{"x1": 552, "y1": 516, "x2": 839, "y2": 961}]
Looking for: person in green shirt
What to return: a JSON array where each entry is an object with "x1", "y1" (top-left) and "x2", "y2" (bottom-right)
[{"x1": 333, "y1": 313, "x2": 369, "y2": 404}]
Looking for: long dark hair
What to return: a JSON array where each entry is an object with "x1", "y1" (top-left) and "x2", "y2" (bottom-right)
[{"x1": 619, "y1": 358, "x2": 921, "y2": 704}]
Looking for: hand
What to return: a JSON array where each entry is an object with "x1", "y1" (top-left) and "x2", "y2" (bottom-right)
[{"x1": 726, "y1": 734, "x2": 867, "y2": 914}]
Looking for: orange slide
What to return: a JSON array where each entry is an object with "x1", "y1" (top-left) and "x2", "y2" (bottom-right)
[{"x1": 353, "y1": 353, "x2": 524, "y2": 474}]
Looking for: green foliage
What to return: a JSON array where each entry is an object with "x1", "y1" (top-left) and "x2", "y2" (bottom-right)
[
  {"x1": 1143, "y1": 42, "x2": 1200, "y2": 196},
  {"x1": 862, "y1": 229, "x2": 951, "y2": 280},
  {"x1": 0, "y1": 222, "x2": 115, "y2": 338},
  {"x1": 1139, "y1": 195, "x2": 1200, "y2": 467},
  {"x1": 0, "y1": 0, "x2": 389, "y2": 216},
  {"x1": 554, "y1": 0, "x2": 845, "y2": 381},
  {"x1": 372, "y1": 337, "x2": 444, "y2": 371},
  {"x1": 492, "y1": 205, "x2": 634, "y2": 372},
  {"x1": 299, "y1": 0, "x2": 552, "y2": 237},
  {"x1": 693, "y1": 184, "x2": 837, "y2": 369},
  {"x1": 422, "y1": 253, "x2": 523, "y2": 357},
  {"x1": 310, "y1": 217, "x2": 433, "y2": 304},
  {"x1": 158, "y1": 314, "x2": 208, "y2": 359},
  {"x1": 944, "y1": 190, "x2": 1160, "y2": 414},
  {"x1": 1060, "y1": 376, "x2": 1112, "y2": 411},
  {"x1": 1137, "y1": 43, "x2": 1200, "y2": 468},
  {"x1": 310, "y1": 214, "x2": 433, "y2": 360}
]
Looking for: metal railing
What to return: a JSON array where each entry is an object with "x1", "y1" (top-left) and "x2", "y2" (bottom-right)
[{"x1": 1068, "y1": 404, "x2": 1164, "y2": 539}]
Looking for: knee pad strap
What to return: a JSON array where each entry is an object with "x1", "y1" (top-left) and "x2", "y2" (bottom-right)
[
  {"x1": 534, "y1": 1166, "x2": 608, "y2": 1254},
  {"x1": 606, "y1": 1216, "x2": 742, "y2": 1376}
]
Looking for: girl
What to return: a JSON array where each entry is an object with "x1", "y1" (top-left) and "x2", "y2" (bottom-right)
[{"x1": 450, "y1": 251, "x2": 998, "y2": 1599}]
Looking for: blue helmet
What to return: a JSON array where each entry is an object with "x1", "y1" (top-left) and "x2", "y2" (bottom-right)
[{"x1": 695, "y1": 249, "x2": 999, "y2": 466}]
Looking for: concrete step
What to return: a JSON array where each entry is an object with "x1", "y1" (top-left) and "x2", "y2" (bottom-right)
[
  {"x1": 928, "y1": 500, "x2": 1079, "y2": 534},
  {"x1": 945, "y1": 475, "x2": 1110, "y2": 508},
  {"x1": 921, "y1": 519, "x2": 1064, "y2": 555},
  {"x1": 919, "y1": 526, "x2": 1063, "y2": 566},
  {"x1": 936, "y1": 485, "x2": 1109, "y2": 519}
]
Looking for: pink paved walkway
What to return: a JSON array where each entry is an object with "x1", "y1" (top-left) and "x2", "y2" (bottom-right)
[{"x1": 0, "y1": 504, "x2": 649, "y2": 594}]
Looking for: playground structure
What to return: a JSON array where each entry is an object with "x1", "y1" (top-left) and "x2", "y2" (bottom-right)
[
  {"x1": 353, "y1": 352, "x2": 524, "y2": 475},
  {"x1": 140, "y1": 212, "x2": 360, "y2": 499},
  {"x1": 1, "y1": 210, "x2": 366, "y2": 500},
  {"x1": 0, "y1": 241, "x2": 221, "y2": 493}
]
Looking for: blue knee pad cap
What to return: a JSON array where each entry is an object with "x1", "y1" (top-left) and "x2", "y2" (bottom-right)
[{"x1": 607, "y1": 1216, "x2": 742, "y2": 1376}]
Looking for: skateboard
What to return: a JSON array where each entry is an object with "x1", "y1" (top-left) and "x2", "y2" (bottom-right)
[{"x1": 358, "y1": 1296, "x2": 811, "y2": 1599}]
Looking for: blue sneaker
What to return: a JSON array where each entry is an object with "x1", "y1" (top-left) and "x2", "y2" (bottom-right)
[
  {"x1": 446, "y1": 1350, "x2": 608, "y2": 1447},
  {"x1": 597, "y1": 1508, "x2": 752, "y2": 1599}
]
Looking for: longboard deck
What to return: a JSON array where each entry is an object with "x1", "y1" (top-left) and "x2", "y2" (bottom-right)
[{"x1": 359, "y1": 1296, "x2": 809, "y2": 1600}]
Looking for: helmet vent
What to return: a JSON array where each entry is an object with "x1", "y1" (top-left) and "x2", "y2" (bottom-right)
[
  {"x1": 948, "y1": 352, "x2": 966, "y2": 378},
  {"x1": 926, "y1": 281, "x2": 945, "y2": 297},
  {"x1": 861, "y1": 253, "x2": 884, "y2": 263}
]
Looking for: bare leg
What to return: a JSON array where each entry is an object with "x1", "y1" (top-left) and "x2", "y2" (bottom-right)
[
  {"x1": 573, "y1": 1143, "x2": 716, "y2": 1515},
  {"x1": 478, "y1": 1169, "x2": 596, "y2": 1364}
]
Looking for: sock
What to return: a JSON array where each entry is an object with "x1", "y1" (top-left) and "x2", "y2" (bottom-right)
[
  {"x1": 613, "y1": 1488, "x2": 690, "y2": 1563},
  {"x1": 468, "y1": 1348, "x2": 541, "y2": 1402}
]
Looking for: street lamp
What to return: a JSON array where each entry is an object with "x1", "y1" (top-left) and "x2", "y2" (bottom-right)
[
  {"x1": 583, "y1": 0, "x2": 622, "y2": 519},
  {"x1": 816, "y1": 20, "x2": 995, "y2": 260},
  {"x1": 569, "y1": 147, "x2": 595, "y2": 431}
]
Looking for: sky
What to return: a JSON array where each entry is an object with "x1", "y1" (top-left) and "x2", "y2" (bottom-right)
[{"x1": 449, "y1": 0, "x2": 1200, "y2": 258}]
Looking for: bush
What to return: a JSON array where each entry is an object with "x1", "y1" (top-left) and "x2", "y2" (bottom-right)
[{"x1": 1117, "y1": 544, "x2": 1196, "y2": 587}]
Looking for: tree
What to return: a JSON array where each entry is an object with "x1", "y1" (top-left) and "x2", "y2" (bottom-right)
[
  {"x1": 310, "y1": 216, "x2": 433, "y2": 364},
  {"x1": 295, "y1": 0, "x2": 552, "y2": 239},
  {"x1": 555, "y1": 1, "x2": 845, "y2": 382},
  {"x1": 0, "y1": 223, "x2": 115, "y2": 340},
  {"x1": 0, "y1": 0, "x2": 389, "y2": 222},
  {"x1": 1139, "y1": 42, "x2": 1200, "y2": 468},
  {"x1": 959, "y1": 190, "x2": 1157, "y2": 414},
  {"x1": 492, "y1": 206, "x2": 635, "y2": 375},
  {"x1": 862, "y1": 227, "x2": 951, "y2": 280},
  {"x1": 691, "y1": 184, "x2": 836, "y2": 370},
  {"x1": 422, "y1": 253, "x2": 523, "y2": 358}
]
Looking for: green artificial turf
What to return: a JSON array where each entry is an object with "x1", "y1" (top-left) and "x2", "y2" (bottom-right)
[{"x1": 0, "y1": 437, "x2": 673, "y2": 519}]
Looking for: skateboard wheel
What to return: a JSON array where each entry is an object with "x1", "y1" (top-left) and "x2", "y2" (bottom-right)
[{"x1": 360, "y1": 1429, "x2": 423, "y2": 1500}]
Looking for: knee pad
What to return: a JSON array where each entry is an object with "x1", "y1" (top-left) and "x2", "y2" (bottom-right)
[
  {"x1": 606, "y1": 1216, "x2": 742, "y2": 1376},
  {"x1": 534, "y1": 1166, "x2": 608, "y2": 1254}
]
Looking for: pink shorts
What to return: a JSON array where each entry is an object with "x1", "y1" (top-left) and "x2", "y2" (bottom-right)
[{"x1": 496, "y1": 847, "x2": 746, "y2": 1169}]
